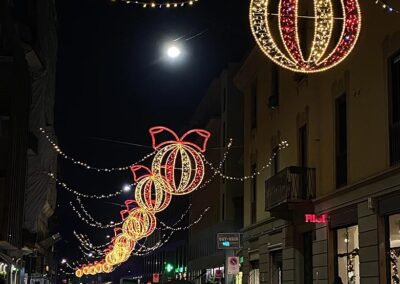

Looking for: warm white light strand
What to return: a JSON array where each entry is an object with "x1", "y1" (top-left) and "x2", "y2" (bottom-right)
[
  {"x1": 39, "y1": 127, "x2": 156, "y2": 172},
  {"x1": 202, "y1": 140, "x2": 289, "y2": 182},
  {"x1": 47, "y1": 172, "x2": 133, "y2": 199},
  {"x1": 115, "y1": 0, "x2": 199, "y2": 8}
]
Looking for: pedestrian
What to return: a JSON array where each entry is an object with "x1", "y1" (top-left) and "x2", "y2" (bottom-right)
[{"x1": 333, "y1": 276, "x2": 343, "y2": 284}]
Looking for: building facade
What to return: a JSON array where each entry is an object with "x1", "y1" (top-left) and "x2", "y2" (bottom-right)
[
  {"x1": 188, "y1": 64, "x2": 244, "y2": 284},
  {"x1": 0, "y1": 0, "x2": 58, "y2": 283},
  {"x1": 234, "y1": 3, "x2": 400, "y2": 284}
]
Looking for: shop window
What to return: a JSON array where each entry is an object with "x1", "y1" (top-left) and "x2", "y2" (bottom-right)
[
  {"x1": 270, "y1": 250, "x2": 283, "y2": 284},
  {"x1": 249, "y1": 260, "x2": 259, "y2": 284},
  {"x1": 388, "y1": 214, "x2": 400, "y2": 284},
  {"x1": 336, "y1": 225, "x2": 360, "y2": 284}
]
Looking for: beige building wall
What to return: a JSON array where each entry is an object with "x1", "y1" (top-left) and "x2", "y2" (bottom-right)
[{"x1": 235, "y1": 2, "x2": 400, "y2": 283}]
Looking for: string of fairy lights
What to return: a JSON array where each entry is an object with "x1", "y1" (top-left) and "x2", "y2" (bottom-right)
[
  {"x1": 374, "y1": 0, "x2": 399, "y2": 13},
  {"x1": 44, "y1": 127, "x2": 290, "y2": 277},
  {"x1": 114, "y1": 0, "x2": 199, "y2": 8}
]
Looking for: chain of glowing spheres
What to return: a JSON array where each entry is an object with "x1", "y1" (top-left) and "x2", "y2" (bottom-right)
[
  {"x1": 250, "y1": 0, "x2": 361, "y2": 73},
  {"x1": 75, "y1": 127, "x2": 211, "y2": 277},
  {"x1": 150, "y1": 127, "x2": 210, "y2": 196},
  {"x1": 132, "y1": 166, "x2": 172, "y2": 212}
]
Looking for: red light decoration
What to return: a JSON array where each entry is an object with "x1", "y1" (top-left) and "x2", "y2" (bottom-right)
[
  {"x1": 75, "y1": 126, "x2": 211, "y2": 276},
  {"x1": 150, "y1": 127, "x2": 210, "y2": 196},
  {"x1": 250, "y1": 0, "x2": 362, "y2": 73},
  {"x1": 305, "y1": 214, "x2": 327, "y2": 224},
  {"x1": 131, "y1": 165, "x2": 172, "y2": 213}
]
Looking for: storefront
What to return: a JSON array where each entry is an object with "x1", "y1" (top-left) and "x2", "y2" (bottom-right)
[{"x1": 379, "y1": 193, "x2": 400, "y2": 283}]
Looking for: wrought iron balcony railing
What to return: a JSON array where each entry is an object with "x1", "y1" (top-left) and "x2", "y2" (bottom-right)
[{"x1": 265, "y1": 166, "x2": 316, "y2": 211}]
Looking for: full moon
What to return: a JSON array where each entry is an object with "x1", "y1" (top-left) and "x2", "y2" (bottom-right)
[{"x1": 167, "y1": 46, "x2": 181, "y2": 58}]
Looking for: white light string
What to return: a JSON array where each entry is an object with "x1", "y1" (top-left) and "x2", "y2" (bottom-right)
[
  {"x1": 114, "y1": 0, "x2": 199, "y2": 8},
  {"x1": 69, "y1": 200, "x2": 124, "y2": 229},
  {"x1": 158, "y1": 207, "x2": 211, "y2": 231},
  {"x1": 39, "y1": 127, "x2": 156, "y2": 172},
  {"x1": 201, "y1": 140, "x2": 289, "y2": 182},
  {"x1": 47, "y1": 172, "x2": 133, "y2": 199},
  {"x1": 374, "y1": 0, "x2": 400, "y2": 13}
]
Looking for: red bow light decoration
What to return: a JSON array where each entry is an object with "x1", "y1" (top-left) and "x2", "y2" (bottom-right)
[
  {"x1": 150, "y1": 126, "x2": 211, "y2": 196},
  {"x1": 75, "y1": 126, "x2": 211, "y2": 277}
]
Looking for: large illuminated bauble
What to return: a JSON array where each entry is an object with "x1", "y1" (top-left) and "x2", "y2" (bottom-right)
[
  {"x1": 121, "y1": 208, "x2": 157, "y2": 240},
  {"x1": 82, "y1": 265, "x2": 90, "y2": 275},
  {"x1": 95, "y1": 262, "x2": 103, "y2": 274},
  {"x1": 249, "y1": 0, "x2": 361, "y2": 73},
  {"x1": 102, "y1": 262, "x2": 113, "y2": 273},
  {"x1": 150, "y1": 127, "x2": 210, "y2": 196},
  {"x1": 131, "y1": 165, "x2": 172, "y2": 213},
  {"x1": 75, "y1": 269, "x2": 83, "y2": 278}
]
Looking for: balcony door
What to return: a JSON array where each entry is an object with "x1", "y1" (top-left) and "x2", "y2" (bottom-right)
[{"x1": 298, "y1": 124, "x2": 308, "y2": 199}]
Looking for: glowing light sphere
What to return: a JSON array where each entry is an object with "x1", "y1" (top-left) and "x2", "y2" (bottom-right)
[
  {"x1": 74, "y1": 126, "x2": 212, "y2": 277},
  {"x1": 167, "y1": 46, "x2": 181, "y2": 58},
  {"x1": 131, "y1": 165, "x2": 172, "y2": 213},
  {"x1": 150, "y1": 127, "x2": 210, "y2": 195},
  {"x1": 121, "y1": 208, "x2": 157, "y2": 240},
  {"x1": 102, "y1": 262, "x2": 113, "y2": 273},
  {"x1": 249, "y1": 0, "x2": 361, "y2": 73},
  {"x1": 75, "y1": 269, "x2": 83, "y2": 278},
  {"x1": 82, "y1": 265, "x2": 90, "y2": 275}
]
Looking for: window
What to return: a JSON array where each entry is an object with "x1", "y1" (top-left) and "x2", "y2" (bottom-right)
[
  {"x1": 299, "y1": 125, "x2": 308, "y2": 168},
  {"x1": 271, "y1": 146, "x2": 280, "y2": 176},
  {"x1": 249, "y1": 260, "x2": 260, "y2": 284},
  {"x1": 303, "y1": 232, "x2": 313, "y2": 284},
  {"x1": 268, "y1": 66, "x2": 279, "y2": 109},
  {"x1": 335, "y1": 94, "x2": 347, "y2": 188},
  {"x1": 223, "y1": 88, "x2": 227, "y2": 112},
  {"x1": 251, "y1": 80, "x2": 257, "y2": 129},
  {"x1": 0, "y1": 116, "x2": 10, "y2": 137},
  {"x1": 387, "y1": 214, "x2": 400, "y2": 284},
  {"x1": 389, "y1": 52, "x2": 400, "y2": 165},
  {"x1": 251, "y1": 163, "x2": 257, "y2": 224},
  {"x1": 270, "y1": 250, "x2": 283, "y2": 284},
  {"x1": 336, "y1": 225, "x2": 360, "y2": 284}
]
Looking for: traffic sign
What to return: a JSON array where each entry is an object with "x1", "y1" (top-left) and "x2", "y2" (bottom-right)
[
  {"x1": 217, "y1": 233, "x2": 241, "y2": 249},
  {"x1": 153, "y1": 273, "x2": 160, "y2": 283},
  {"x1": 227, "y1": 257, "x2": 240, "y2": 275}
]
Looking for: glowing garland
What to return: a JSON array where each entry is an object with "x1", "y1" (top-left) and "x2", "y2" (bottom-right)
[
  {"x1": 62, "y1": 127, "x2": 288, "y2": 277},
  {"x1": 39, "y1": 127, "x2": 156, "y2": 172},
  {"x1": 249, "y1": 0, "x2": 362, "y2": 73},
  {"x1": 75, "y1": 127, "x2": 211, "y2": 277},
  {"x1": 374, "y1": 0, "x2": 400, "y2": 13},
  {"x1": 114, "y1": 0, "x2": 199, "y2": 8}
]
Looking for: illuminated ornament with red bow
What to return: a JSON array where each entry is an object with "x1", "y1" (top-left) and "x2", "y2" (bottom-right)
[
  {"x1": 150, "y1": 127, "x2": 211, "y2": 196},
  {"x1": 250, "y1": 0, "x2": 361, "y2": 73},
  {"x1": 121, "y1": 201, "x2": 157, "y2": 240},
  {"x1": 131, "y1": 165, "x2": 172, "y2": 213}
]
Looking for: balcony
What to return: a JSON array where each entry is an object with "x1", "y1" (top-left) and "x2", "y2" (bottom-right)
[{"x1": 265, "y1": 167, "x2": 316, "y2": 214}]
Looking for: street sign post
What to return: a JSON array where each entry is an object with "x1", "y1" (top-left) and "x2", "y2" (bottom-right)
[
  {"x1": 217, "y1": 233, "x2": 241, "y2": 249},
  {"x1": 215, "y1": 269, "x2": 223, "y2": 279}
]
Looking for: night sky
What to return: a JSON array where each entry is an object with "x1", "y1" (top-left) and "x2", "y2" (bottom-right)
[{"x1": 54, "y1": 0, "x2": 252, "y2": 279}]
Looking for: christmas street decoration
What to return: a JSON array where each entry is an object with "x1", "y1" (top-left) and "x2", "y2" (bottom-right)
[
  {"x1": 250, "y1": 0, "x2": 362, "y2": 73},
  {"x1": 75, "y1": 127, "x2": 211, "y2": 276}
]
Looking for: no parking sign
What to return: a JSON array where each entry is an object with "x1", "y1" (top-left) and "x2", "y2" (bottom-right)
[{"x1": 227, "y1": 257, "x2": 240, "y2": 275}]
